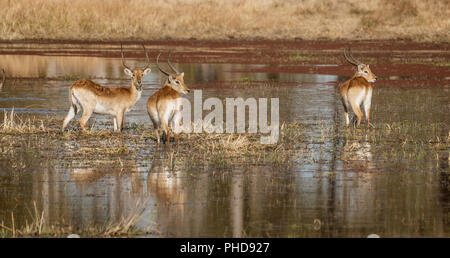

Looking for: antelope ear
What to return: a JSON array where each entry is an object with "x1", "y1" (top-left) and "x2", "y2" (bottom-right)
[
  {"x1": 143, "y1": 68, "x2": 151, "y2": 75},
  {"x1": 181, "y1": 72, "x2": 184, "y2": 77},
  {"x1": 168, "y1": 75, "x2": 174, "y2": 83},
  {"x1": 124, "y1": 68, "x2": 133, "y2": 77}
]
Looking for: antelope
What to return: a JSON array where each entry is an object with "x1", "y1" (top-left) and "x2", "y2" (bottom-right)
[
  {"x1": 340, "y1": 48, "x2": 377, "y2": 128},
  {"x1": 147, "y1": 52, "x2": 190, "y2": 144},
  {"x1": 0, "y1": 69, "x2": 5, "y2": 90},
  {"x1": 62, "y1": 44, "x2": 151, "y2": 132}
]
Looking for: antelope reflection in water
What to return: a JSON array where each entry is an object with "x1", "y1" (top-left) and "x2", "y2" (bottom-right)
[{"x1": 146, "y1": 151, "x2": 187, "y2": 223}]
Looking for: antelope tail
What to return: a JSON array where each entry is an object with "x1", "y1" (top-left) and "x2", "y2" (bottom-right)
[{"x1": 69, "y1": 87, "x2": 79, "y2": 114}]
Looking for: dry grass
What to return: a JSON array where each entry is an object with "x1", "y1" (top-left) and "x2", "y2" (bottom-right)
[
  {"x1": 0, "y1": 200, "x2": 151, "y2": 238},
  {"x1": 0, "y1": 110, "x2": 47, "y2": 133},
  {"x1": 175, "y1": 122, "x2": 306, "y2": 169},
  {"x1": 0, "y1": 0, "x2": 448, "y2": 42}
]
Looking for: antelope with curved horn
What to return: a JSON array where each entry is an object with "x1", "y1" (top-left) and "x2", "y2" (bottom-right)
[
  {"x1": 147, "y1": 52, "x2": 190, "y2": 144},
  {"x1": 62, "y1": 44, "x2": 151, "y2": 132},
  {"x1": 340, "y1": 48, "x2": 377, "y2": 128},
  {"x1": 0, "y1": 69, "x2": 5, "y2": 90}
]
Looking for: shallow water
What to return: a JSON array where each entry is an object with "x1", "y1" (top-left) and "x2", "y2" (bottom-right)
[{"x1": 0, "y1": 45, "x2": 449, "y2": 237}]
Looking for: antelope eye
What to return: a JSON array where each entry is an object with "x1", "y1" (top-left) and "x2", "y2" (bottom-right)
[
  {"x1": 364, "y1": 70, "x2": 368, "y2": 74},
  {"x1": 175, "y1": 80, "x2": 180, "y2": 84}
]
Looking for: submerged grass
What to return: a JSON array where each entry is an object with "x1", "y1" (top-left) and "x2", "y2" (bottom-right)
[
  {"x1": 0, "y1": 0, "x2": 448, "y2": 42},
  {"x1": 337, "y1": 120, "x2": 449, "y2": 172}
]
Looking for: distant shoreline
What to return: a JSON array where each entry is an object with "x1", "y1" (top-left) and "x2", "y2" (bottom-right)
[
  {"x1": 0, "y1": 38, "x2": 449, "y2": 45},
  {"x1": 0, "y1": 35, "x2": 447, "y2": 45},
  {"x1": 1, "y1": 39, "x2": 448, "y2": 81}
]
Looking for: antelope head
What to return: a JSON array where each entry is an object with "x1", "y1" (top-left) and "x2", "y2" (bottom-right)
[
  {"x1": 0, "y1": 69, "x2": 5, "y2": 90},
  {"x1": 121, "y1": 44, "x2": 151, "y2": 91},
  {"x1": 344, "y1": 48, "x2": 377, "y2": 83},
  {"x1": 156, "y1": 52, "x2": 190, "y2": 95}
]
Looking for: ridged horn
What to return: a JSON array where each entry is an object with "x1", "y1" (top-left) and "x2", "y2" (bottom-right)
[
  {"x1": 141, "y1": 44, "x2": 150, "y2": 71},
  {"x1": 120, "y1": 43, "x2": 131, "y2": 70},
  {"x1": 156, "y1": 52, "x2": 170, "y2": 76},
  {"x1": 344, "y1": 47, "x2": 363, "y2": 66},
  {"x1": 166, "y1": 51, "x2": 179, "y2": 74}
]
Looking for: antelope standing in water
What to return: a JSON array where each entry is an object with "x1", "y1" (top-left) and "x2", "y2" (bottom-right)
[
  {"x1": 62, "y1": 44, "x2": 151, "y2": 132},
  {"x1": 147, "y1": 52, "x2": 190, "y2": 144},
  {"x1": 0, "y1": 69, "x2": 6, "y2": 90},
  {"x1": 340, "y1": 48, "x2": 377, "y2": 128}
]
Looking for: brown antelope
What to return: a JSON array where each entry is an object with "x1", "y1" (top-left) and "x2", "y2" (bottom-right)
[
  {"x1": 147, "y1": 52, "x2": 190, "y2": 144},
  {"x1": 62, "y1": 44, "x2": 151, "y2": 132},
  {"x1": 340, "y1": 48, "x2": 377, "y2": 128},
  {"x1": 0, "y1": 69, "x2": 5, "y2": 90}
]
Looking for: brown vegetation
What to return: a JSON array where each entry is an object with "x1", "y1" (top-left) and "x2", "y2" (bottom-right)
[
  {"x1": 0, "y1": 0, "x2": 448, "y2": 42},
  {"x1": 0, "y1": 201, "x2": 150, "y2": 237}
]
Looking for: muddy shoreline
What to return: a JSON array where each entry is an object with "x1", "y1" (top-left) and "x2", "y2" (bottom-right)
[
  {"x1": 1, "y1": 39, "x2": 448, "y2": 61},
  {"x1": 1, "y1": 39, "x2": 449, "y2": 81}
]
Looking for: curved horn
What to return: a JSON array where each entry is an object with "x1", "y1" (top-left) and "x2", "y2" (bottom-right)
[
  {"x1": 166, "y1": 51, "x2": 179, "y2": 74},
  {"x1": 141, "y1": 44, "x2": 150, "y2": 70},
  {"x1": 0, "y1": 69, "x2": 5, "y2": 89},
  {"x1": 120, "y1": 44, "x2": 131, "y2": 70},
  {"x1": 344, "y1": 47, "x2": 362, "y2": 66},
  {"x1": 156, "y1": 52, "x2": 170, "y2": 76},
  {"x1": 348, "y1": 48, "x2": 363, "y2": 65}
]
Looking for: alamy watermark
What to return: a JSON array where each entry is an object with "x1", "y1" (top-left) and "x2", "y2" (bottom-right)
[{"x1": 174, "y1": 90, "x2": 279, "y2": 144}]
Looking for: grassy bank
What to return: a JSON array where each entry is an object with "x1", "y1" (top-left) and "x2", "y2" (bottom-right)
[{"x1": 0, "y1": 0, "x2": 448, "y2": 42}]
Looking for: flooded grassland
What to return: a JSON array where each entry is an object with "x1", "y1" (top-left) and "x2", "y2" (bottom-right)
[{"x1": 0, "y1": 40, "x2": 449, "y2": 237}]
